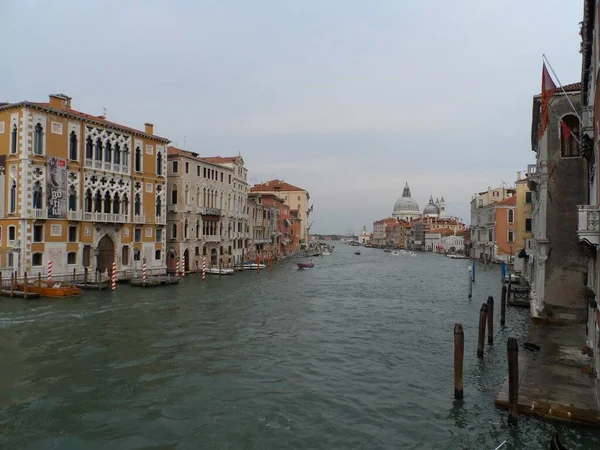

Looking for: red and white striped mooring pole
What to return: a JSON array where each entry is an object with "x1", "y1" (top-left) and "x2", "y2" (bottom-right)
[
  {"x1": 181, "y1": 254, "x2": 186, "y2": 278},
  {"x1": 47, "y1": 260, "x2": 52, "y2": 281},
  {"x1": 111, "y1": 261, "x2": 116, "y2": 290},
  {"x1": 202, "y1": 257, "x2": 206, "y2": 281}
]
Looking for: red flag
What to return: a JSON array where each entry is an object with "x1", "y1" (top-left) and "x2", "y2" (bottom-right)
[
  {"x1": 560, "y1": 120, "x2": 572, "y2": 140},
  {"x1": 538, "y1": 62, "x2": 557, "y2": 139}
]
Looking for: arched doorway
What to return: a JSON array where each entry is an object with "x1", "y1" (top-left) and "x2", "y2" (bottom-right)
[
  {"x1": 183, "y1": 248, "x2": 190, "y2": 272},
  {"x1": 97, "y1": 235, "x2": 115, "y2": 273},
  {"x1": 210, "y1": 248, "x2": 218, "y2": 266}
]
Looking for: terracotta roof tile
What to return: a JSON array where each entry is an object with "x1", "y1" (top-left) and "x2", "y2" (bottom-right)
[
  {"x1": 167, "y1": 146, "x2": 198, "y2": 157},
  {"x1": 30, "y1": 102, "x2": 169, "y2": 142},
  {"x1": 201, "y1": 156, "x2": 238, "y2": 164},
  {"x1": 495, "y1": 196, "x2": 516, "y2": 206},
  {"x1": 251, "y1": 179, "x2": 306, "y2": 192}
]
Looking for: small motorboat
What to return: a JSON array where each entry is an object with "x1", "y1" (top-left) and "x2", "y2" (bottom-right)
[
  {"x1": 391, "y1": 251, "x2": 399, "y2": 256},
  {"x1": 297, "y1": 262, "x2": 314, "y2": 270},
  {"x1": 354, "y1": 251, "x2": 361, "y2": 255},
  {"x1": 322, "y1": 250, "x2": 331, "y2": 256},
  {"x1": 550, "y1": 432, "x2": 569, "y2": 450},
  {"x1": 241, "y1": 262, "x2": 267, "y2": 270},
  {"x1": 383, "y1": 248, "x2": 392, "y2": 253},
  {"x1": 206, "y1": 267, "x2": 235, "y2": 275},
  {"x1": 19, "y1": 280, "x2": 82, "y2": 298}
]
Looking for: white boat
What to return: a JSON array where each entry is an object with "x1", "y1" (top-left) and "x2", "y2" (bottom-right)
[
  {"x1": 242, "y1": 262, "x2": 267, "y2": 270},
  {"x1": 400, "y1": 250, "x2": 406, "y2": 255},
  {"x1": 206, "y1": 267, "x2": 234, "y2": 275},
  {"x1": 447, "y1": 253, "x2": 469, "y2": 259},
  {"x1": 409, "y1": 251, "x2": 417, "y2": 257},
  {"x1": 322, "y1": 250, "x2": 331, "y2": 256},
  {"x1": 391, "y1": 251, "x2": 399, "y2": 256}
]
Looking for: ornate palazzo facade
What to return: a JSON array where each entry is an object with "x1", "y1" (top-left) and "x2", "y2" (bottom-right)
[{"x1": 0, "y1": 94, "x2": 169, "y2": 276}]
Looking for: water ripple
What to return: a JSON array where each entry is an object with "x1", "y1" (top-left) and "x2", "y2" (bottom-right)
[{"x1": 0, "y1": 246, "x2": 599, "y2": 449}]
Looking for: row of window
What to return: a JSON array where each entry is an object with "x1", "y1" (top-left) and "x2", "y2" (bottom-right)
[
  {"x1": 7, "y1": 181, "x2": 164, "y2": 219},
  {"x1": 23, "y1": 247, "x2": 164, "y2": 268},
  {"x1": 172, "y1": 161, "x2": 231, "y2": 184},
  {"x1": 170, "y1": 185, "x2": 247, "y2": 211},
  {"x1": 0, "y1": 225, "x2": 164, "y2": 246},
  {"x1": 8, "y1": 123, "x2": 165, "y2": 176}
]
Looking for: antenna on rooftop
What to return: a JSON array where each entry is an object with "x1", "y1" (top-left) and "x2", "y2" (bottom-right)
[
  {"x1": 183, "y1": 135, "x2": 187, "y2": 149},
  {"x1": 102, "y1": 107, "x2": 107, "y2": 118}
]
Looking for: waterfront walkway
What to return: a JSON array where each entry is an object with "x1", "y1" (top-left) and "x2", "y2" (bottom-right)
[{"x1": 495, "y1": 323, "x2": 600, "y2": 425}]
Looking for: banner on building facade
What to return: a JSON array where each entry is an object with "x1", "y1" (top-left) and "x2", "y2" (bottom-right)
[
  {"x1": 46, "y1": 157, "x2": 67, "y2": 219},
  {"x1": 0, "y1": 155, "x2": 5, "y2": 218}
]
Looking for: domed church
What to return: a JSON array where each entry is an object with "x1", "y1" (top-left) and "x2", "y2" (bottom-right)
[
  {"x1": 392, "y1": 183, "x2": 448, "y2": 221},
  {"x1": 392, "y1": 182, "x2": 420, "y2": 221}
]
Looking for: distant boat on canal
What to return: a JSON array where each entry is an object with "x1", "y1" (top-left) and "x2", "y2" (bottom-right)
[{"x1": 297, "y1": 262, "x2": 314, "y2": 270}]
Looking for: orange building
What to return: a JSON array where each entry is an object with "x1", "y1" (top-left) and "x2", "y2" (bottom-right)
[
  {"x1": 494, "y1": 196, "x2": 517, "y2": 260},
  {"x1": 0, "y1": 94, "x2": 169, "y2": 276}
]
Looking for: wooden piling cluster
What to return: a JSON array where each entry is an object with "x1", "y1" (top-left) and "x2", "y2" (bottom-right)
[{"x1": 453, "y1": 273, "x2": 519, "y2": 425}]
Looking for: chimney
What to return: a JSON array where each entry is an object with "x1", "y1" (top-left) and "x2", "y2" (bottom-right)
[
  {"x1": 48, "y1": 93, "x2": 72, "y2": 110},
  {"x1": 144, "y1": 123, "x2": 154, "y2": 135}
]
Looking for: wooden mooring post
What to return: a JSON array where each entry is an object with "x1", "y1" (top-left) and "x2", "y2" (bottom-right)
[
  {"x1": 10, "y1": 273, "x2": 14, "y2": 298},
  {"x1": 500, "y1": 285, "x2": 507, "y2": 327},
  {"x1": 84, "y1": 267, "x2": 88, "y2": 289},
  {"x1": 487, "y1": 296, "x2": 494, "y2": 345},
  {"x1": 73, "y1": 268, "x2": 76, "y2": 284},
  {"x1": 38, "y1": 272, "x2": 42, "y2": 288},
  {"x1": 454, "y1": 323, "x2": 464, "y2": 399},
  {"x1": 507, "y1": 337, "x2": 519, "y2": 425},
  {"x1": 23, "y1": 272, "x2": 28, "y2": 299},
  {"x1": 477, "y1": 303, "x2": 488, "y2": 358},
  {"x1": 468, "y1": 274, "x2": 472, "y2": 299}
]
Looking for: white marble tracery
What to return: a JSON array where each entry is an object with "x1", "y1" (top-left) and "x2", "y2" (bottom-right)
[{"x1": 84, "y1": 125, "x2": 131, "y2": 173}]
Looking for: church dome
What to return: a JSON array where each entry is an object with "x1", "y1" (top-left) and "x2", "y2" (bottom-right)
[
  {"x1": 423, "y1": 195, "x2": 440, "y2": 216},
  {"x1": 393, "y1": 182, "x2": 420, "y2": 218}
]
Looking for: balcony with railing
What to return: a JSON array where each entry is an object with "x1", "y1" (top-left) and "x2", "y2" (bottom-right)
[
  {"x1": 184, "y1": 204, "x2": 192, "y2": 213},
  {"x1": 8, "y1": 239, "x2": 20, "y2": 248},
  {"x1": 167, "y1": 205, "x2": 178, "y2": 213},
  {"x1": 525, "y1": 237, "x2": 537, "y2": 252},
  {"x1": 68, "y1": 210, "x2": 82, "y2": 220},
  {"x1": 156, "y1": 215, "x2": 166, "y2": 225},
  {"x1": 577, "y1": 205, "x2": 600, "y2": 246},
  {"x1": 85, "y1": 158, "x2": 130, "y2": 175},
  {"x1": 205, "y1": 235, "x2": 220, "y2": 243},
  {"x1": 199, "y1": 206, "x2": 222, "y2": 216},
  {"x1": 33, "y1": 208, "x2": 47, "y2": 219},
  {"x1": 134, "y1": 214, "x2": 146, "y2": 224},
  {"x1": 83, "y1": 212, "x2": 128, "y2": 222}
]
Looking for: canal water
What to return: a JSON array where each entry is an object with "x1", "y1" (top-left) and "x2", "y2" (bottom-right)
[{"x1": 1, "y1": 243, "x2": 599, "y2": 449}]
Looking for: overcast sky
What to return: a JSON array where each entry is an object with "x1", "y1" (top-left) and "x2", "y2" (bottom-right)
[{"x1": 3, "y1": 0, "x2": 583, "y2": 234}]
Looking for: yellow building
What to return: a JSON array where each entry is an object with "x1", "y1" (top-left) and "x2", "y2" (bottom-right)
[
  {"x1": 0, "y1": 94, "x2": 170, "y2": 277},
  {"x1": 515, "y1": 170, "x2": 533, "y2": 253}
]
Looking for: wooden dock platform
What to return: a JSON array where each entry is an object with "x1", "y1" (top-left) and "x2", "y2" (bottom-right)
[
  {"x1": 508, "y1": 286, "x2": 530, "y2": 308},
  {"x1": 495, "y1": 323, "x2": 600, "y2": 425},
  {"x1": 0, "y1": 289, "x2": 41, "y2": 299},
  {"x1": 74, "y1": 282, "x2": 109, "y2": 290},
  {"x1": 130, "y1": 276, "x2": 180, "y2": 287}
]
